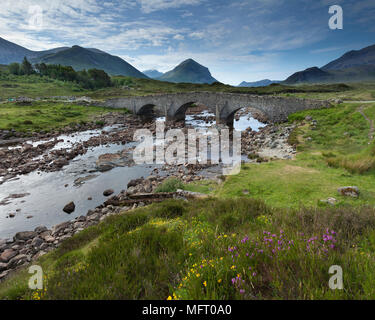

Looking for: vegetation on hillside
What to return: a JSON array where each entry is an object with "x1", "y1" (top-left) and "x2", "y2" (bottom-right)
[
  {"x1": 1, "y1": 198, "x2": 375, "y2": 300},
  {"x1": 7, "y1": 57, "x2": 113, "y2": 90},
  {"x1": 0, "y1": 102, "x2": 129, "y2": 133}
]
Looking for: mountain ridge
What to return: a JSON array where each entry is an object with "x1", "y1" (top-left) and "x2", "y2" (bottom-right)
[
  {"x1": 285, "y1": 43, "x2": 375, "y2": 84},
  {"x1": 158, "y1": 59, "x2": 217, "y2": 84},
  {"x1": 0, "y1": 37, "x2": 148, "y2": 78}
]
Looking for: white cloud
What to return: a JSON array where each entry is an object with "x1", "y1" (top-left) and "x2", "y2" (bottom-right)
[
  {"x1": 137, "y1": 0, "x2": 203, "y2": 13},
  {"x1": 173, "y1": 34, "x2": 185, "y2": 40}
]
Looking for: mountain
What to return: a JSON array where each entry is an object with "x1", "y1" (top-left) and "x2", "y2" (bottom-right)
[
  {"x1": 0, "y1": 37, "x2": 68, "y2": 64},
  {"x1": 285, "y1": 44, "x2": 375, "y2": 84},
  {"x1": 158, "y1": 59, "x2": 217, "y2": 84},
  {"x1": 32, "y1": 45, "x2": 148, "y2": 78},
  {"x1": 322, "y1": 44, "x2": 375, "y2": 71},
  {"x1": 0, "y1": 37, "x2": 147, "y2": 78},
  {"x1": 284, "y1": 67, "x2": 333, "y2": 84},
  {"x1": 143, "y1": 69, "x2": 164, "y2": 79},
  {"x1": 238, "y1": 79, "x2": 281, "y2": 87}
]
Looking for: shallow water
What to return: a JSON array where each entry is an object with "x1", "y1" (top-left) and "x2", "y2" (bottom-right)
[{"x1": 0, "y1": 110, "x2": 264, "y2": 239}]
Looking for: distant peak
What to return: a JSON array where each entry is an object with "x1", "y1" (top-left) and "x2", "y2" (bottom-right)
[{"x1": 180, "y1": 58, "x2": 198, "y2": 65}]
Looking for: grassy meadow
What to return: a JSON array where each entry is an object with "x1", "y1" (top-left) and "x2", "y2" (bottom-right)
[{"x1": 0, "y1": 102, "x2": 130, "y2": 133}]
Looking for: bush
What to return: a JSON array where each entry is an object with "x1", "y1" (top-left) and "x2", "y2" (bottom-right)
[{"x1": 155, "y1": 178, "x2": 184, "y2": 193}]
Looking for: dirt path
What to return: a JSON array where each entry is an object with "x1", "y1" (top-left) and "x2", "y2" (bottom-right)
[{"x1": 358, "y1": 106, "x2": 374, "y2": 141}]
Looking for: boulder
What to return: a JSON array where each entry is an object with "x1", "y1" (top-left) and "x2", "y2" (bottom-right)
[
  {"x1": 63, "y1": 201, "x2": 75, "y2": 214},
  {"x1": 338, "y1": 186, "x2": 359, "y2": 198},
  {"x1": 34, "y1": 226, "x2": 48, "y2": 234},
  {"x1": 103, "y1": 189, "x2": 114, "y2": 197},
  {"x1": 14, "y1": 231, "x2": 37, "y2": 241},
  {"x1": 0, "y1": 249, "x2": 17, "y2": 262}
]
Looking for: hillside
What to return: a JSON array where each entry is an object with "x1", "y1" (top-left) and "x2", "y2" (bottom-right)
[
  {"x1": 284, "y1": 67, "x2": 333, "y2": 84},
  {"x1": 285, "y1": 44, "x2": 375, "y2": 84},
  {"x1": 322, "y1": 44, "x2": 375, "y2": 71},
  {"x1": 32, "y1": 46, "x2": 148, "y2": 78},
  {"x1": 143, "y1": 69, "x2": 164, "y2": 79},
  {"x1": 0, "y1": 37, "x2": 68, "y2": 65},
  {"x1": 158, "y1": 59, "x2": 217, "y2": 84}
]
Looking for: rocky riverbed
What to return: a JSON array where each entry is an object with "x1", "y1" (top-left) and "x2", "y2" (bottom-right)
[{"x1": 0, "y1": 107, "x2": 298, "y2": 281}]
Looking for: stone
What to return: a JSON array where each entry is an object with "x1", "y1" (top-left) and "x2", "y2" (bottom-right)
[
  {"x1": 103, "y1": 189, "x2": 114, "y2": 197},
  {"x1": 9, "y1": 254, "x2": 28, "y2": 266},
  {"x1": 31, "y1": 237, "x2": 44, "y2": 248},
  {"x1": 127, "y1": 178, "x2": 144, "y2": 188},
  {"x1": 51, "y1": 221, "x2": 71, "y2": 236},
  {"x1": 44, "y1": 235, "x2": 55, "y2": 243},
  {"x1": 338, "y1": 186, "x2": 359, "y2": 198},
  {"x1": 33, "y1": 251, "x2": 47, "y2": 261},
  {"x1": 63, "y1": 201, "x2": 75, "y2": 214},
  {"x1": 0, "y1": 262, "x2": 8, "y2": 272},
  {"x1": 14, "y1": 231, "x2": 37, "y2": 241},
  {"x1": 0, "y1": 249, "x2": 17, "y2": 262},
  {"x1": 0, "y1": 270, "x2": 10, "y2": 280},
  {"x1": 34, "y1": 226, "x2": 48, "y2": 234}
]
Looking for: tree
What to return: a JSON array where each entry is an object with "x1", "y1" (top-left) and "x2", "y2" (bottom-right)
[
  {"x1": 88, "y1": 68, "x2": 112, "y2": 88},
  {"x1": 20, "y1": 57, "x2": 34, "y2": 75},
  {"x1": 8, "y1": 63, "x2": 20, "y2": 75}
]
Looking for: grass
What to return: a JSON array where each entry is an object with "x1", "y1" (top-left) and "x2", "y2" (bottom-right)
[
  {"x1": 2, "y1": 199, "x2": 375, "y2": 300},
  {"x1": 0, "y1": 101, "x2": 130, "y2": 133},
  {"x1": 0, "y1": 73, "x2": 86, "y2": 99},
  {"x1": 155, "y1": 178, "x2": 185, "y2": 193},
  {"x1": 216, "y1": 103, "x2": 375, "y2": 208}
]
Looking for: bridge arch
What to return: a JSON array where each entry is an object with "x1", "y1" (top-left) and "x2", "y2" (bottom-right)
[{"x1": 220, "y1": 105, "x2": 269, "y2": 127}]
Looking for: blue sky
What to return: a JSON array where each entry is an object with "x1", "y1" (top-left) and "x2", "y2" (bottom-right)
[{"x1": 0, "y1": 0, "x2": 374, "y2": 85}]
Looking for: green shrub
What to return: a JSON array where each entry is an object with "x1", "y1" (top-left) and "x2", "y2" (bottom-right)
[{"x1": 155, "y1": 178, "x2": 184, "y2": 193}]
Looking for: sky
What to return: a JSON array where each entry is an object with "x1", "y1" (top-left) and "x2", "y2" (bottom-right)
[{"x1": 0, "y1": 0, "x2": 374, "y2": 85}]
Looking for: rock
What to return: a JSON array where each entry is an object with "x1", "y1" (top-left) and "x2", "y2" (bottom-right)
[
  {"x1": 32, "y1": 251, "x2": 47, "y2": 261},
  {"x1": 0, "y1": 249, "x2": 17, "y2": 262},
  {"x1": 0, "y1": 262, "x2": 8, "y2": 272},
  {"x1": 63, "y1": 201, "x2": 75, "y2": 214},
  {"x1": 14, "y1": 231, "x2": 37, "y2": 241},
  {"x1": 96, "y1": 153, "x2": 129, "y2": 172},
  {"x1": 127, "y1": 178, "x2": 144, "y2": 188},
  {"x1": 327, "y1": 197, "x2": 337, "y2": 205},
  {"x1": 51, "y1": 221, "x2": 71, "y2": 236},
  {"x1": 338, "y1": 186, "x2": 359, "y2": 198},
  {"x1": 34, "y1": 226, "x2": 48, "y2": 234},
  {"x1": 0, "y1": 270, "x2": 10, "y2": 280},
  {"x1": 320, "y1": 197, "x2": 337, "y2": 206},
  {"x1": 74, "y1": 175, "x2": 98, "y2": 186},
  {"x1": 103, "y1": 189, "x2": 114, "y2": 197},
  {"x1": 8, "y1": 254, "x2": 28, "y2": 267},
  {"x1": 44, "y1": 235, "x2": 55, "y2": 243},
  {"x1": 31, "y1": 237, "x2": 44, "y2": 248}
]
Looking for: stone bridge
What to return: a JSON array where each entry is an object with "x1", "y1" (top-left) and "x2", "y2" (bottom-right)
[{"x1": 100, "y1": 92, "x2": 331, "y2": 125}]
